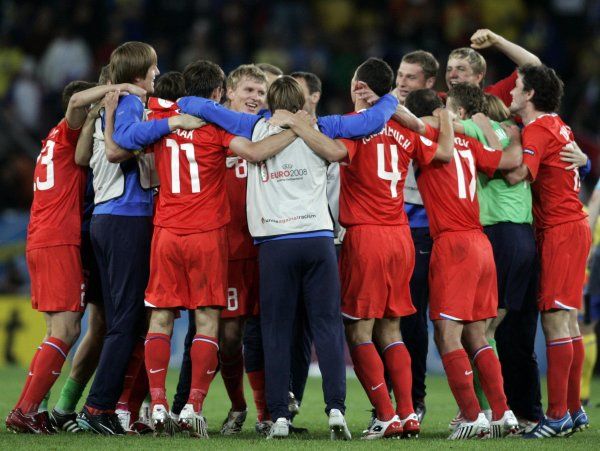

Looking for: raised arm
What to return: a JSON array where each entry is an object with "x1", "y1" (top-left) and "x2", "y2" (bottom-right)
[
  {"x1": 470, "y1": 29, "x2": 542, "y2": 67},
  {"x1": 317, "y1": 93, "x2": 399, "y2": 139},
  {"x1": 229, "y1": 128, "x2": 297, "y2": 163},
  {"x1": 498, "y1": 124, "x2": 524, "y2": 174},
  {"x1": 434, "y1": 108, "x2": 454, "y2": 163},
  {"x1": 75, "y1": 102, "x2": 103, "y2": 166},
  {"x1": 177, "y1": 96, "x2": 261, "y2": 139},
  {"x1": 66, "y1": 83, "x2": 146, "y2": 130}
]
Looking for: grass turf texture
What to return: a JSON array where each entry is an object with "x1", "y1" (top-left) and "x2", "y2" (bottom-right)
[{"x1": 0, "y1": 365, "x2": 598, "y2": 449}]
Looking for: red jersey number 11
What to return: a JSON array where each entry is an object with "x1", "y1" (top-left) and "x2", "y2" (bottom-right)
[{"x1": 167, "y1": 138, "x2": 201, "y2": 194}]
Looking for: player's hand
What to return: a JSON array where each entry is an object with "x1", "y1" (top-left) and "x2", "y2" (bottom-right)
[
  {"x1": 433, "y1": 107, "x2": 455, "y2": 121},
  {"x1": 119, "y1": 83, "x2": 147, "y2": 98},
  {"x1": 502, "y1": 123, "x2": 521, "y2": 144},
  {"x1": 269, "y1": 109, "x2": 296, "y2": 128},
  {"x1": 470, "y1": 29, "x2": 500, "y2": 49},
  {"x1": 354, "y1": 81, "x2": 379, "y2": 105},
  {"x1": 87, "y1": 100, "x2": 104, "y2": 120},
  {"x1": 103, "y1": 90, "x2": 120, "y2": 118},
  {"x1": 171, "y1": 114, "x2": 206, "y2": 131},
  {"x1": 560, "y1": 141, "x2": 588, "y2": 170},
  {"x1": 294, "y1": 110, "x2": 316, "y2": 127}
]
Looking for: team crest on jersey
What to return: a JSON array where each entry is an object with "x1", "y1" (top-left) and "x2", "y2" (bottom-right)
[{"x1": 524, "y1": 148, "x2": 535, "y2": 155}]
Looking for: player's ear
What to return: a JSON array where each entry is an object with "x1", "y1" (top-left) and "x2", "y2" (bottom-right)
[
  {"x1": 425, "y1": 77, "x2": 436, "y2": 89},
  {"x1": 311, "y1": 92, "x2": 321, "y2": 104}
]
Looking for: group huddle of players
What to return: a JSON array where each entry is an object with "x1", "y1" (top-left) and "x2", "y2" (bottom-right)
[{"x1": 5, "y1": 28, "x2": 594, "y2": 441}]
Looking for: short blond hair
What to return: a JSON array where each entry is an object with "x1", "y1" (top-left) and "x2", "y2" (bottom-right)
[
  {"x1": 448, "y1": 47, "x2": 486, "y2": 77},
  {"x1": 267, "y1": 76, "x2": 304, "y2": 113},
  {"x1": 109, "y1": 41, "x2": 157, "y2": 84},
  {"x1": 226, "y1": 64, "x2": 268, "y2": 91}
]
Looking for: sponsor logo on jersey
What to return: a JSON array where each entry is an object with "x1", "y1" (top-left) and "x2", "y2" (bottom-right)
[
  {"x1": 260, "y1": 213, "x2": 317, "y2": 224},
  {"x1": 260, "y1": 163, "x2": 308, "y2": 183}
]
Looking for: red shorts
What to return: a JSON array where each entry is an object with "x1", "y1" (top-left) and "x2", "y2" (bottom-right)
[
  {"x1": 537, "y1": 219, "x2": 591, "y2": 311},
  {"x1": 27, "y1": 245, "x2": 85, "y2": 312},
  {"x1": 221, "y1": 258, "x2": 259, "y2": 319},
  {"x1": 145, "y1": 226, "x2": 228, "y2": 310},
  {"x1": 341, "y1": 225, "x2": 416, "y2": 319},
  {"x1": 429, "y1": 230, "x2": 497, "y2": 322}
]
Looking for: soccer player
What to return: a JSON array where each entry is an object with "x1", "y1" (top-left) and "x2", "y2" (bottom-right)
[
  {"x1": 5, "y1": 79, "x2": 145, "y2": 434},
  {"x1": 256, "y1": 63, "x2": 283, "y2": 88},
  {"x1": 394, "y1": 49, "x2": 441, "y2": 422},
  {"x1": 504, "y1": 65, "x2": 592, "y2": 438},
  {"x1": 143, "y1": 60, "x2": 296, "y2": 438},
  {"x1": 332, "y1": 58, "x2": 454, "y2": 439},
  {"x1": 403, "y1": 87, "x2": 522, "y2": 439},
  {"x1": 76, "y1": 42, "x2": 202, "y2": 435}
]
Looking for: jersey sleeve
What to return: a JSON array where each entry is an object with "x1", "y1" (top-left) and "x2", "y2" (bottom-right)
[
  {"x1": 424, "y1": 123, "x2": 439, "y2": 141},
  {"x1": 113, "y1": 95, "x2": 170, "y2": 150},
  {"x1": 63, "y1": 120, "x2": 83, "y2": 146},
  {"x1": 521, "y1": 124, "x2": 549, "y2": 181},
  {"x1": 221, "y1": 130, "x2": 236, "y2": 148},
  {"x1": 339, "y1": 138, "x2": 358, "y2": 163},
  {"x1": 470, "y1": 138, "x2": 502, "y2": 178},
  {"x1": 484, "y1": 70, "x2": 518, "y2": 108},
  {"x1": 177, "y1": 96, "x2": 260, "y2": 139},
  {"x1": 413, "y1": 132, "x2": 438, "y2": 166},
  {"x1": 317, "y1": 94, "x2": 398, "y2": 139}
]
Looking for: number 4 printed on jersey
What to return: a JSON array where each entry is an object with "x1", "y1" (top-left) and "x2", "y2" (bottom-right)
[
  {"x1": 167, "y1": 138, "x2": 200, "y2": 193},
  {"x1": 377, "y1": 143, "x2": 401, "y2": 198}
]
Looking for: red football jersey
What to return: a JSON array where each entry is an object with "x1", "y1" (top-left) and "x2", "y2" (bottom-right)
[
  {"x1": 417, "y1": 125, "x2": 502, "y2": 238},
  {"x1": 484, "y1": 70, "x2": 517, "y2": 108},
  {"x1": 27, "y1": 119, "x2": 86, "y2": 250},
  {"x1": 147, "y1": 98, "x2": 235, "y2": 233},
  {"x1": 339, "y1": 120, "x2": 438, "y2": 227},
  {"x1": 522, "y1": 113, "x2": 587, "y2": 229},
  {"x1": 225, "y1": 154, "x2": 257, "y2": 260}
]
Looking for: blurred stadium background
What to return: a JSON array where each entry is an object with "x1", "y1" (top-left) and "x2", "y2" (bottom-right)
[{"x1": 0, "y1": 0, "x2": 598, "y2": 374}]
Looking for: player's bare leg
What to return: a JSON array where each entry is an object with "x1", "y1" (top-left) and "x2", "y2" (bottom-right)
[
  {"x1": 145, "y1": 309, "x2": 175, "y2": 436},
  {"x1": 178, "y1": 307, "x2": 219, "y2": 438},
  {"x1": 219, "y1": 317, "x2": 247, "y2": 434},
  {"x1": 374, "y1": 318, "x2": 419, "y2": 437},
  {"x1": 345, "y1": 319, "x2": 402, "y2": 439}
]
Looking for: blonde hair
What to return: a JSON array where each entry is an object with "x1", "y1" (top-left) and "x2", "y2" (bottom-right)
[
  {"x1": 448, "y1": 47, "x2": 486, "y2": 77},
  {"x1": 483, "y1": 93, "x2": 511, "y2": 122},
  {"x1": 226, "y1": 64, "x2": 268, "y2": 91},
  {"x1": 267, "y1": 76, "x2": 305, "y2": 113},
  {"x1": 109, "y1": 41, "x2": 157, "y2": 84}
]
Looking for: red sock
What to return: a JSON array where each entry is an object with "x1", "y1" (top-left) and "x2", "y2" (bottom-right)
[
  {"x1": 145, "y1": 333, "x2": 171, "y2": 408},
  {"x1": 188, "y1": 334, "x2": 218, "y2": 413},
  {"x1": 221, "y1": 347, "x2": 247, "y2": 411},
  {"x1": 247, "y1": 370, "x2": 268, "y2": 421},
  {"x1": 117, "y1": 338, "x2": 145, "y2": 412},
  {"x1": 472, "y1": 345, "x2": 509, "y2": 420},
  {"x1": 382, "y1": 341, "x2": 414, "y2": 418},
  {"x1": 568, "y1": 336, "x2": 584, "y2": 414},
  {"x1": 546, "y1": 337, "x2": 573, "y2": 419},
  {"x1": 128, "y1": 359, "x2": 149, "y2": 424},
  {"x1": 15, "y1": 346, "x2": 42, "y2": 409},
  {"x1": 441, "y1": 349, "x2": 480, "y2": 422},
  {"x1": 350, "y1": 342, "x2": 395, "y2": 421},
  {"x1": 18, "y1": 338, "x2": 69, "y2": 413}
]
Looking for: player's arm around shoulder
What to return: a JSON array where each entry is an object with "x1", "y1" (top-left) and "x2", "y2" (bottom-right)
[
  {"x1": 228, "y1": 116, "x2": 296, "y2": 163},
  {"x1": 432, "y1": 108, "x2": 454, "y2": 163},
  {"x1": 271, "y1": 110, "x2": 348, "y2": 162},
  {"x1": 74, "y1": 101, "x2": 104, "y2": 166}
]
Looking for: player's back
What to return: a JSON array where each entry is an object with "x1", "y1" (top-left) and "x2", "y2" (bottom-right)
[
  {"x1": 27, "y1": 119, "x2": 86, "y2": 250},
  {"x1": 339, "y1": 119, "x2": 437, "y2": 227},
  {"x1": 148, "y1": 98, "x2": 234, "y2": 234},
  {"x1": 417, "y1": 127, "x2": 501, "y2": 238},
  {"x1": 523, "y1": 114, "x2": 586, "y2": 229}
]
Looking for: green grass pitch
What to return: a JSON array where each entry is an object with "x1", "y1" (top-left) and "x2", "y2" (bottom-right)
[{"x1": 0, "y1": 365, "x2": 598, "y2": 449}]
